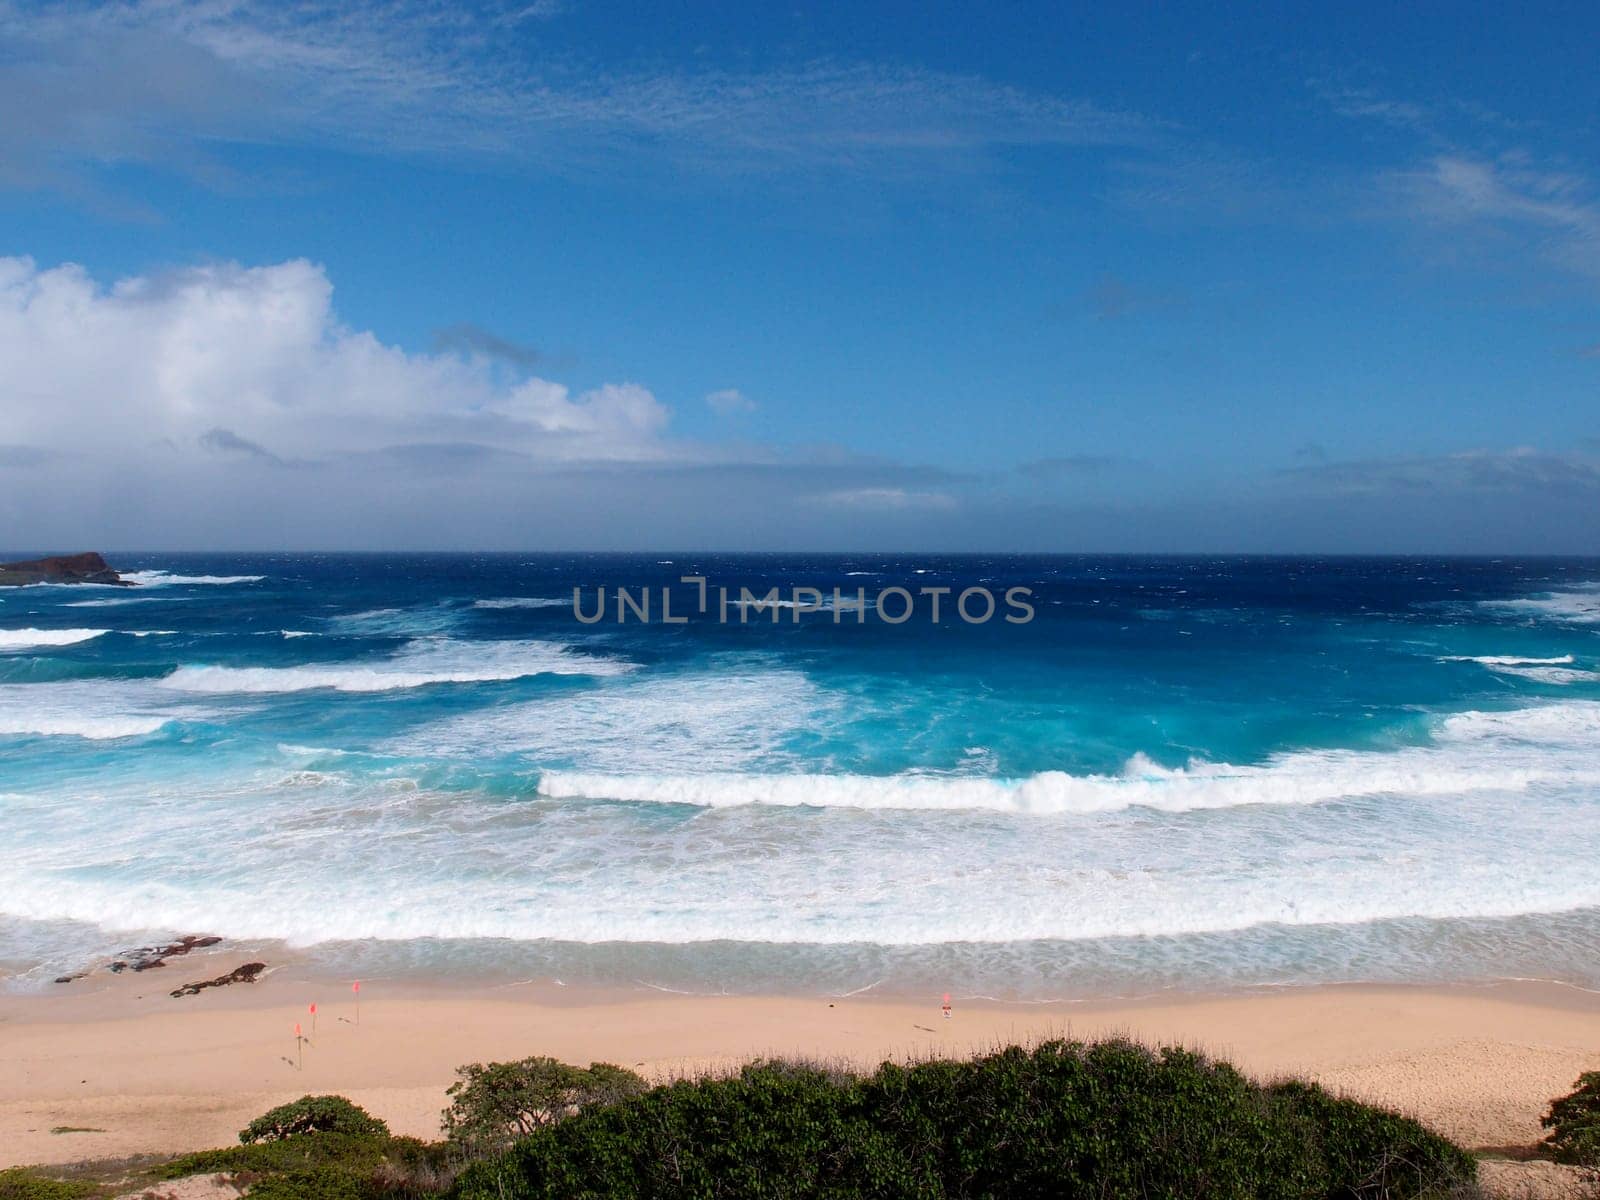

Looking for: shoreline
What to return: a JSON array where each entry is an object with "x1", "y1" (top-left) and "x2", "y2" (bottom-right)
[{"x1": 3, "y1": 959, "x2": 1597, "y2": 1171}]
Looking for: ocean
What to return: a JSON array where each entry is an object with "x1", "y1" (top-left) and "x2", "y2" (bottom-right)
[{"x1": 2, "y1": 553, "x2": 1598, "y2": 999}]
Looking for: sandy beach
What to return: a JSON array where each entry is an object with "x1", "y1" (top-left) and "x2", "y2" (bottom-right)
[{"x1": 2, "y1": 950, "x2": 1596, "y2": 1173}]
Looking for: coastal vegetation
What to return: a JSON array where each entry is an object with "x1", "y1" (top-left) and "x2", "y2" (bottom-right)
[
  {"x1": 239, "y1": 1096, "x2": 392, "y2": 1145},
  {"x1": 442, "y1": 1058, "x2": 649, "y2": 1156},
  {"x1": 1, "y1": 1039, "x2": 1491, "y2": 1199},
  {"x1": 454, "y1": 1041, "x2": 1475, "y2": 1199},
  {"x1": 1542, "y1": 1070, "x2": 1600, "y2": 1167},
  {"x1": 0, "y1": 1171, "x2": 96, "y2": 1200}
]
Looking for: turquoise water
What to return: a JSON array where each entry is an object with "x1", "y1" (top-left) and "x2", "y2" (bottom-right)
[{"x1": 2, "y1": 553, "x2": 1599, "y2": 997}]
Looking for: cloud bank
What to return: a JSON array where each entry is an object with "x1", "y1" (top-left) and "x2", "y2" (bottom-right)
[
  {"x1": 1, "y1": 253, "x2": 1596, "y2": 552},
  {"x1": 0, "y1": 256, "x2": 674, "y2": 465},
  {"x1": 0, "y1": 254, "x2": 993, "y2": 548}
]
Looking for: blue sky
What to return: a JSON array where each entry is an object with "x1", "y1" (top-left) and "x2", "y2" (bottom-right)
[{"x1": 1, "y1": 0, "x2": 1597, "y2": 550}]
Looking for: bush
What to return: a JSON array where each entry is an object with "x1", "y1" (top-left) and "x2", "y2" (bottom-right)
[
  {"x1": 243, "y1": 1165, "x2": 375, "y2": 1200},
  {"x1": 162, "y1": 1131, "x2": 392, "y2": 1179},
  {"x1": 1267, "y1": 1080, "x2": 1478, "y2": 1198},
  {"x1": 0, "y1": 1170, "x2": 96, "y2": 1200},
  {"x1": 1543, "y1": 1070, "x2": 1600, "y2": 1166},
  {"x1": 461, "y1": 1061, "x2": 884, "y2": 1199},
  {"x1": 161, "y1": 1131, "x2": 453, "y2": 1199},
  {"x1": 240, "y1": 1094, "x2": 391, "y2": 1144},
  {"x1": 442, "y1": 1057, "x2": 646, "y2": 1154},
  {"x1": 454, "y1": 1040, "x2": 1476, "y2": 1200}
]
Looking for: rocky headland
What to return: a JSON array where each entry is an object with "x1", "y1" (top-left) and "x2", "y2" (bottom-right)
[{"x1": 0, "y1": 551, "x2": 133, "y2": 587}]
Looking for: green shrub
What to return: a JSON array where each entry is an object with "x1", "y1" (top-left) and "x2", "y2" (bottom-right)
[
  {"x1": 161, "y1": 1131, "x2": 455, "y2": 1198},
  {"x1": 1267, "y1": 1080, "x2": 1477, "y2": 1198},
  {"x1": 855, "y1": 1041, "x2": 1297, "y2": 1198},
  {"x1": 460, "y1": 1060, "x2": 886, "y2": 1199},
  {"x1": 1543, "y1": 1070, "x2": 1600, "y2": 1166},
  {"x1": 0, "y1": 1170, "x2": 96, "y2": 1200},
  {"x1": 442, "y1": 1057, "x2": 646, "y2": 1154},
  {"x1": 161, "y1": 1131, "x2": 393, "y2": 1179},
  {"x1": 240, "y1": 1094, "x2": 390, "y2": 1144},
  {"x1": 242, "y1": 1165, "x2": 374, "y2": 1200},
  {"x1": 454, "y1": 1039, "x2": 1476, "y2": 1200}
]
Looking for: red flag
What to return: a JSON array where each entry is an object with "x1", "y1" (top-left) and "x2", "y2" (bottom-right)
[
  {"x1": 309, "y1": 1003, "x2": 317, "y2": 1014},
  {"x1": 295, "y1": 1022, "x2": 302, "y2": 1037},
  {"x1": 352, "y1": 981, "x2": 360, "y2": 993}
]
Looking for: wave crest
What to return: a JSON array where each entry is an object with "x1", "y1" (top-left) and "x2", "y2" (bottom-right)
[
  {"x1": 473, "y1": 597, "x2": 570, "y2": 610},
  {"x1": 159, "y1": 637, "x2": 633, "y2": 694},
  {"x1": 120, "y1": 571, "x2": 265, "y2": 586},
  {"x1": 537, "y1": 701, "x2": 1600, "y2": 814},
  {"x1": 0, "y1": 628, "x2": 108, "y2": 650}
]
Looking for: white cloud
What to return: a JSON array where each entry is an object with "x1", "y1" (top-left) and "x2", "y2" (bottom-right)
[
  {"x1": 705, "y1": 387, "x2": 756, "y2": 416},
  {"x1": 1308, "y1": 80, "x2": 1436, "y2": 138},
  {"x1": 0, "y1": 255, "x2": 674, "y2": 463},
  {"x1": 807, "y1": 487, "x2": 958, "y2": 512},
  {"x1": 1387, "y1": 154, "x2": 1600, "y2": 280},
  {"x1": 0, "y1": 253, "x2": 1008, "y2": 547}
]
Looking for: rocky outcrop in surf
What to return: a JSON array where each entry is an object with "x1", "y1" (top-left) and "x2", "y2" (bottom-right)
[
  {"x1": 110, "y1": 934, "x2": 225, "y2": 973},
  {"x1": 52, "y1": 934, "x2": 227, "y2": 984},
  {"x1": 0, "y1": 552, "x2": 133, "y2": 587},
  {"x1": 170, "y1": 962, "x2": 266, "y2": 998}
]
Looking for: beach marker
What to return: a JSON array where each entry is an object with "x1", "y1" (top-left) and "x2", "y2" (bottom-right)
[
  {"x1": 353, "y1": 980, "x2": 360, "y2": 1025},
  {"x1": 309, "y1": 1001, "x2": 317, "y2": 1036},
  {"x1": 942, "y1": 993, "x2": 951, "y2": 1020},
  {"x1": 295, "y1": 1022, "x2": 304, "y2": 1071}
]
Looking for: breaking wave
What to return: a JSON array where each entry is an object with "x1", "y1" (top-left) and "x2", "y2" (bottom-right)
[
  {"x1": 159, "y1": 637, "x2": 633, "y2": 693},
  {"x1": 537, "y1": 701, "x2": 1600, "y2": 814},
  {"x1": 0, "y1": 628, "x2": 108, "y2": 650},
  {"x1": 120, "y1": 571, "x2": 265, "y2": 586},
  {"x1": 473, "y1": 597, "x2": 570, "y2": 610}
]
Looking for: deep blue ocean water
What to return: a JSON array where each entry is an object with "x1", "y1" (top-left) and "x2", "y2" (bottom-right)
[{"x1": 3, "y1": 553, "x2": 1599, "y2": 998}]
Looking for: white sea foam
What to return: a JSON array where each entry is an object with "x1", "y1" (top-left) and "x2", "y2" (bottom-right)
[
  {"x1": 62, "y1": 596, "x2": 192, "y2": 607},
  {"x1": 397, "y1": 667, "x2": 837, "y2": 771},
  {"x1": 119, "y1": 571, "x2": 265, "y2": 586},
  {"x1": 0, "y1": 713, "x2": 168, "y2": 739},
  {"x1": 1440, "y1": 654, "x2": 1596, "y2": 685},
  {"x1": 10, "y1": 867, "x2": 1599, "y2": 949},
  {"x1": 729, "y1": 595, "x2": 873, "y2": 613},
  {"x1": 1485, "y1": 587, "x2": 1600, "y2": 625},
  {"x1": 158, "y1": 637, "x2": 632, "y2": 694},
  {"x1": 6, "y1": 700, "x2": 1600, "y2": 950},
  {"x1": 1441, "y1": 654, "x2": 1577, "y2": 666},
  {"x1": 6, "y1": 741, "x2": 1599, "y2": 948},
  {"x1": 0, "y1": 682, "x2": 178, "y2": 740},
  {"x1": 0, "y1": 628, "x2": 108, "y2": 650},
  {"x1": 473, "y1": 597, "x2": 570, "y2": 609},
  {"x1": 537, "y1": 702, "x2": 1600, "y2": 814},
  {"x1": 1483, "y1": 665, "x2": 1599, "y2": 685}
]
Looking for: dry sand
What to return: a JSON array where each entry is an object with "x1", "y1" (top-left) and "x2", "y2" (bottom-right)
[{"x1": 2, "y1": 954, "x2": 1597, "y2": 1174}]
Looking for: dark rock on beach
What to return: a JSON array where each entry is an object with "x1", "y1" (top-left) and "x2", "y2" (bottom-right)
[
  {"x1": 0, "y1": 551, "x2": 133, "y2": 587},
  {"x1": 107, "y1": 934, "x2": 225, "y2": 973},
  {"x1": 53, "y1": 934, "x2": 226, "y2": 984},
  {"x1": 170, "y1": 962, "x2": 266, "y2": 998}
]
